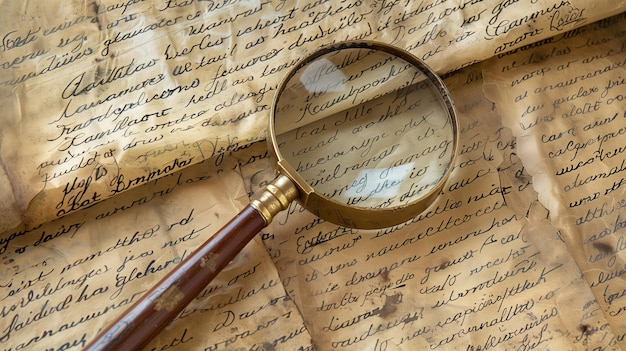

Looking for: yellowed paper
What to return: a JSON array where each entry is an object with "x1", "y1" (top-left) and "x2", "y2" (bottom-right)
[
  {"x1": 259, "y1": 64, "x2": 613, "y2": 349},
  {"x1": 2, "y1": 1, "x2": 626, "y2": 350},
  {"x1": 1, "y1": 0, "x2": 623, "y2": 232},
  {"x1": 483, "y1": 12, "x2": 626, "y2": 346},
  {"x1": 0, "y1": 148, "x2": 313, "y2": 350}
]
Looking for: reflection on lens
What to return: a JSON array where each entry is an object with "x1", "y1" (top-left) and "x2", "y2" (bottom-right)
[{"x1": 271, "y1": 42, "x2": 457, "y2": 225}]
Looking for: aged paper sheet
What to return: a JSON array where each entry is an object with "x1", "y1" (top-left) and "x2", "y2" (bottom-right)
[
  {"x1": 1, "y1": 149, "x2": 313, "y2": 350},
  {"x1": 261, "y1": 63, "x2": 613, "y2": 350},
  {"x1": 2, "y1": 0, "x2": 626, "y2": 350},
  {"x1": 483, "y1": 13, "x2": 626, "y2": 346},
  {"x1": 0, "y1": 0, "x2": 623, "y2": 231}
]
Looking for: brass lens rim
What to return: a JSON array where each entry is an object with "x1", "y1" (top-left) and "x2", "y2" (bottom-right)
[{"x1": 268, "y1": 40, "x2": 459, "y2": 229}]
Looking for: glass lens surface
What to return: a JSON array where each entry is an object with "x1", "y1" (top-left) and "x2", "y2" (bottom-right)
[{"x1": 274, "y1": 47, "x2": 454, "y2": 210}]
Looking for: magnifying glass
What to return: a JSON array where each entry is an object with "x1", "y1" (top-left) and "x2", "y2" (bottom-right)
[{"x1": 84, "y1": 41, "x2": 459, "y2": 351}]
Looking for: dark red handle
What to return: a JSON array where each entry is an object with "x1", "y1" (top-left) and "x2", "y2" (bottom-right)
[{"x1": 84, "y1": 204, "x2": 267, "y2": 351}]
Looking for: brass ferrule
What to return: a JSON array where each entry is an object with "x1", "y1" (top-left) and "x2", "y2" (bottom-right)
[{"x1": 251, "y1": 175, "x2": 299, "y2": 225}]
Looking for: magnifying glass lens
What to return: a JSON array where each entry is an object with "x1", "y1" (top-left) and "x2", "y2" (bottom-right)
[{"x1": 274, "y1": 46, "x2": 455, "y2": 213}]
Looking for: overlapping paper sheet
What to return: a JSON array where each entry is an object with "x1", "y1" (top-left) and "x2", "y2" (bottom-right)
[
  {"x1": 2, "y1": 0, "x2": 626, "y2": 350},
  {"x1": 0, "y1": 0, "x2": 621, "y2": 230},
  {"x1": 483, "y1": 12, "x2": 626, "y2": 346}
]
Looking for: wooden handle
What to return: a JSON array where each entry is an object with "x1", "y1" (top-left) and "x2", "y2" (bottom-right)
[{"x1": 84, "y1": 205, "x2": 267, "y2": 351}]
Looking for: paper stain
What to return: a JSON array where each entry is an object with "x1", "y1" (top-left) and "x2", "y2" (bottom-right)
[{"x1": 379, "y1": 293, "x2": 402, "y2": 318}]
